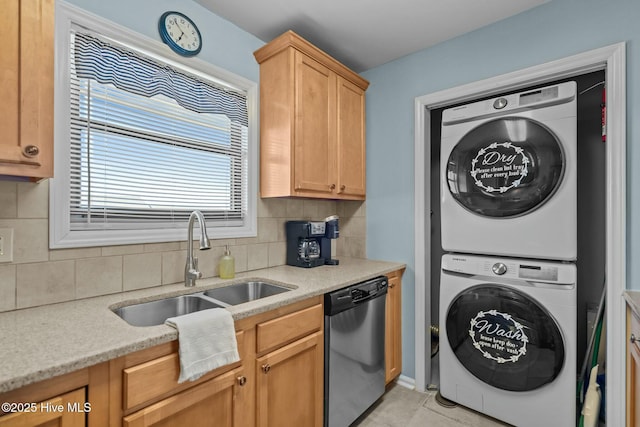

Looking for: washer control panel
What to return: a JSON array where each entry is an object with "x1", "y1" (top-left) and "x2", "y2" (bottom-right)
[{"x1": 441, "y1": 254, "x2": 575, "y2": 284}]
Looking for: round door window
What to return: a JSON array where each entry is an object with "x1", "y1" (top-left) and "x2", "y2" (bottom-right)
[
  {"x1": 446, "y1": 117, "x2": 564, "y2": 217},
  {"x1": 446, "y1": 285, "x2": 565, "y2": 392}
]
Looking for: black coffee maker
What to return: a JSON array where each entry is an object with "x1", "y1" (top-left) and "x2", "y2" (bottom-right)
[{"x1": 285, "y1": 215, "x2": 340, "y2": 268}]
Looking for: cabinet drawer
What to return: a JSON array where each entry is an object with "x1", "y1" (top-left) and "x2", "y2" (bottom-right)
[
  {"x1": 256, "y1": 304, "x2": 323, "y2": 354},
  {"x1": 123, "y1": 331, "x2": 244, "y2": 410}
]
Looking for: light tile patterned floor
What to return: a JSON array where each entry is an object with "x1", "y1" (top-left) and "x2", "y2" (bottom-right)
[{"x1": 353, "y1": 383, "x2": 511, "y2": 427}]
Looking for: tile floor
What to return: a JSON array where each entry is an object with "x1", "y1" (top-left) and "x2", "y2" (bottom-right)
[{"x1": 353, "y1": 383, "x2": 511, "y2": 427}]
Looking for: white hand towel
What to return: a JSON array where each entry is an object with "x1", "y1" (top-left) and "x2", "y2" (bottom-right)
[{"x1": 165, "y1": 307, "x2": 240, "y2": 383}]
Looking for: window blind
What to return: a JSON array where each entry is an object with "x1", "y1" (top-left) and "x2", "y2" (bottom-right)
[{"x1": 68, "y1": 31, "x2": 249, "y2": 230}]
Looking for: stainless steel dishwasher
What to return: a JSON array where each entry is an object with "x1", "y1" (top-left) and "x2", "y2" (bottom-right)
[{"x1": 324, "y1": 276, "x2": 388, "y2": 427}]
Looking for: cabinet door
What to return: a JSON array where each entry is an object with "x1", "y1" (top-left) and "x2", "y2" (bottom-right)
[
  {"x1": 256, "y1": 332, "x2": 323, "y2": 427},
  {"x1": 0, "y1": 0, "x2": 54, "y2": 179},
  {"x1": 123, "y1": 368, "x2": 248, "y2": 427},
  {"x1": 336, "y1": 76, "x2": 366, "y2": 199},
  {"x1": 293, "y1": 51, "x2": 336, "y2": 195},
  {"x1": 385, "y1": 272, "x2": 402, "y2": 384},
  {"x1": 0, "y1": 388, "x2": 85, "y2": 427}
]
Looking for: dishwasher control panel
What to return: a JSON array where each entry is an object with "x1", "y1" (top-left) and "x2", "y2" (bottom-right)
[{"x1": 324, "y1": 276, "x2": 388, "y2": 315}]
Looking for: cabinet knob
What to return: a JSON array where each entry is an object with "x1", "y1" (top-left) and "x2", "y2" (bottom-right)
[
  {"x1": 23, "y1": 145, "x2": 40, "y2": 157},
  {"x1": 329, "y1": 184, "x2": 336, "y2": 190},
  {"x1": 262, "y1": 363, "x2": 271, "y2": 373},
  {"x1": 340, "y1": 185, "x2": 346, "y2": 191},
  {"x1": 237, "y1": 376, "x2": 247, "y2": 386},
  {"x1": 389, "y1": 283, "x2": 395, "y2": 289},
  {"x1": 631, "y1": 334, "x2": 638, "y2": 344}
]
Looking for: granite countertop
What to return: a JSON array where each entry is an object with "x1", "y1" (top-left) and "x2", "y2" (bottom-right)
[
  {"x1": 624, "y1": 290, "x2": 640, "y2": 318},
  {"x1": 0, "y1": 257, "x2": 405, "y2": 393}
]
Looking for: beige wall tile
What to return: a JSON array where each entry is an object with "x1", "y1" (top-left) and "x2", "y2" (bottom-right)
[
  {"x1": 0, "y1": 182, "x2": 17, "y2": 219},
  {"x1": 76, "y1": 256, "x2": 123, "y2": 299},
  {"x1": 341, "y1": 216, "x2": 366, "y2": 238},
  {"x1": 50, "y1": 247, "x2": 102, "y2": 261},
  {"x1": 257, "y1": 217, "x2": 278, "y2": 243},
  {"x1": 303, "y1": 199, "x2": 338, "y2": 220},
  {"x1": 233, "y1": 245, "x2": 248, "y2": 273},
  {"x1": 268, "y1": 242, "x2": 286, "y2": 267},
  {"x1": 337, "y1": 200, "x2": 366, "y2": 218},
  {"x1": 17, "y1": 181, "x2": 49, "y2": 219},
  {"x1": 247, "y1": 243, "x2": 269, "y2": 271},
  {"x1": 338, "y1": 237, "x2": 366, "y2": 259},
  {"x1": 162, "y1": 251, "x2": 185, "y2": 285},
  {"x1": 145, "y1": 242, "x2": 181, "y2": 253},
  {"x1": 285, "y1": 199, "x2": 305, "y2": 218},
  {"x1": 16, "y1": 261, "x2": 75, "y2": 308},
  {"x1": 123, "y1": 253, "x2": 162, "y2": 291},
  {"x1": 0, "y1": 219, "x2": 49, "y2": 264},
  {"x1": 1, "y1": 189, "x2": 366, "y2": 310},
  {"x1": 260, "y1": 198, "x2": 288, "y2": 218},
  {"x1": 0, "y1": 264, "x2": 16, "y2": 312},
  {"x1": 102, "y1": 244, "x2": 144, "y2": 256}
]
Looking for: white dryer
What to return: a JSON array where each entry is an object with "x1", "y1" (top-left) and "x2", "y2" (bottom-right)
[
  {"x1": 440, "y1": 81, "x2": 577, "y2": 260},
  {"x1": 439, "y1": 253, "x2": 577, "y2": 427}
]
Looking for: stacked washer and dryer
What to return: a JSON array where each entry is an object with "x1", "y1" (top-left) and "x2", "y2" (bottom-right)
[{"x1": 438, "y1": 81, "x2": 578, "y2": 427}]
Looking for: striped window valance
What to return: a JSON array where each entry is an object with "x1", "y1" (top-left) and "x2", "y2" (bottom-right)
[{"x1": 73, "y1": 32, "x2": 248, "y2": 127}]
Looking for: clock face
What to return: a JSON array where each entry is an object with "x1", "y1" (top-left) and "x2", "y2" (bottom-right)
[{"x1": 159, "y1": 12, "x2": 202, "y2": 57}]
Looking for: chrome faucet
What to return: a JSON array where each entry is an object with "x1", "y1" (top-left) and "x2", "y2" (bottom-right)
[{"x1": 185, "y1": 210, "x2": 211, "y2": 287}]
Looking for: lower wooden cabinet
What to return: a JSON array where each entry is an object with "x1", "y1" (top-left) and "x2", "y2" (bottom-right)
[
  {"x1": 117, "y1": 297, "x2": 323, "y2": 427},
  {"x1": 627, "y1": 306, "x2": 640, "y2": 426},
  {"x1": 0, "y1": 296, "x2": 325, "y2": 427},
  {"x1": 256, "y1": 332, "x2": 323, "y2": 427},
  {"x1": 123, "y1": 367, "x2": 247, "y2": 427},
  {"x1": 385, "y1": 269, "x2": 404, "y2": 384},
  {"x1": 0, "y1": 388, "x2": 86, "y2": 427}
]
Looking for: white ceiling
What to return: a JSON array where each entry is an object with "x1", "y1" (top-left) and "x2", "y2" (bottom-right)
[{"x1": 195, "y1": 0, "x2": 549, "y2": 72}]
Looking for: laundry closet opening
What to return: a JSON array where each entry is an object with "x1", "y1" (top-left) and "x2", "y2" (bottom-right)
[{"x1": 429, "y1": 70, "x2": 606, "y2": 424}]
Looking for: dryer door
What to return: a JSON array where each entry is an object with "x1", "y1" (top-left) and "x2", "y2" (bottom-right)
[
  {"x1": 446, "y1": 117, "x2": 564, "y2": 218},
  {"x1": 445, "y1": 284, "x2": 565, "y2": 391}
]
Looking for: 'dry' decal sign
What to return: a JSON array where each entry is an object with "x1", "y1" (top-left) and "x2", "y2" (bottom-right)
[{"x1": 470, "y1": 142, "x2": 530, "y2": 194}]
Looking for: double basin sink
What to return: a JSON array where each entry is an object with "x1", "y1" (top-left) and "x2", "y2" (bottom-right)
[{"x1": 114, "y1": 281, "x2": 292, "y2": 327}]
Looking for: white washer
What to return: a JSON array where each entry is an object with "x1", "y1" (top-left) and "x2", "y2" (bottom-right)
[
  {"x1": 440, "y1": 81, "x2": 577, "y2": 260},
  {"x1": 439, "y1": 253, "x2": 576, "y2": 427}
]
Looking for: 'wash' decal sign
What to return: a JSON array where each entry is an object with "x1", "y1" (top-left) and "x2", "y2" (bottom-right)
[
  {"x1": 470, "y1": 142, "x2": 529, "y2": 193},
  {"x1": 469, "y1": 310, "x2": 529, "y2": 363}
]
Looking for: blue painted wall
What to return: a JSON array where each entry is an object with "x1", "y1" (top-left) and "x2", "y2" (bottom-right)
[
  {"x1": 362, "y1": 0, "x2": 640, "y2": 379},
  {"x1": 66, "y1": 0, "x2": 263, "y2": 82}
]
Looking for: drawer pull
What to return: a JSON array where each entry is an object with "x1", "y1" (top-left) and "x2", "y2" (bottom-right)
[
  {"x1": 631, "y1": 334, "x2": 638, "y2": 344},
  {"x1": 262, "y1": 363, "x2": 271, "y2": 373},
  {"x1": 23, "y1": 145, "x2": 40, "y2": 157},
  {"x1": 237, "y1": 376, "x2": 247, "y2": 386}
]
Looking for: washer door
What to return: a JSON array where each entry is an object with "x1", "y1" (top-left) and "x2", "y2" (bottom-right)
[
  {"x1": 446, "y1": 117, "x2": 564, "y2": 218},
  {"x1": 445, "y1": 284, "x2": 565, "y2": 392}
]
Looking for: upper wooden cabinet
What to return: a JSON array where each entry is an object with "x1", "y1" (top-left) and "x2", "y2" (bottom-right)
[
  {"x1": 254, "y1": 31, "x2": 369, "y2": 200},
  {"x1": 0, "y1": 0, "x2": 54, "y2": 180}
]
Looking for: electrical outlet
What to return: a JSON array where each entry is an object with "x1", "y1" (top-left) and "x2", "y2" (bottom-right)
[{"x1": 0, "y1": 228, "x2": 14, "y2": 263}]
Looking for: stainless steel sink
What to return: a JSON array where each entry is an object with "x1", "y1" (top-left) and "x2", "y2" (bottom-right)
[
  {"x1": 204, "y1": 281, "x2": 291, "y2": 305},
  {"x1": 114, "y1": 294, "x2": 223, "y2": 327}
]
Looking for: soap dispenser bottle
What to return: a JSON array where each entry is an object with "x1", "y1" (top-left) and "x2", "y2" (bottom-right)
[{"x1": 219, "y1": 245, "x2": 235, "y2": 279}]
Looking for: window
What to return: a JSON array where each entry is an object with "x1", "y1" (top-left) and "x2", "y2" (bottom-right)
[{"x1": 51, "y1": 5, "x2": 257, "y2": 248}]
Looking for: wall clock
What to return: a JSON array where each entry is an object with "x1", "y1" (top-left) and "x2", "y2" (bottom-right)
[{"x1": 158, "y1": 11, "x2": 202, "y2": 57}]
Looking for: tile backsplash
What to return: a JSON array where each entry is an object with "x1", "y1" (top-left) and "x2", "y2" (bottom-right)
[{"x1": 0, "y1": 180, "x2": 366, "y2": 312}]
